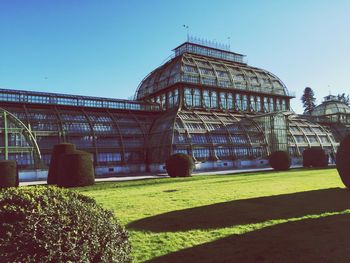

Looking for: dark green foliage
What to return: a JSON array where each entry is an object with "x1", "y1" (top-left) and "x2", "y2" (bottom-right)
[
  {"x1": 166, "y1": 153, "x2": 194, "y2": 177},
  {"x1": 303, "y1": 147, "x2": 328, "y2": 168},
  {"x1": 47, "y1": 143, "x2": 76, "y2": 185},
  {"x1": 302, "y1": 148, "x2": 312, "y2": 167},
  {"x1": 337, "y1": 93, "x2": 350, "y2": 106},
  {"x1": 57, "y1": 150, "x2": 95, "y2": 188},
  {"x1": 336, "y1": 134, "x2": 350, "y2": 188},
  {"x1": 0, "y1": 160, "x2": 18, "y2": 188},
  {"x1": 268, "y1": 151, "x2": 291, "y2": 171},
  {"x1": 301, "y1": 87, "x2": 316, "y2": 115},
  {"x1": 0, "y1": 186, "x2": 131, "y2": 263}
]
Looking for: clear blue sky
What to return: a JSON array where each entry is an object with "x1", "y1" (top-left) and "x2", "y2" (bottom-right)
[{"x1": 1, "y1": 0, "x2": 349, "y2": 113}]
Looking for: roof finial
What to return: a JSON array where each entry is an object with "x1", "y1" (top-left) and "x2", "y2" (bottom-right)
[{"x1": 183, "y1": 25, "x2": 189, "y2": 41}]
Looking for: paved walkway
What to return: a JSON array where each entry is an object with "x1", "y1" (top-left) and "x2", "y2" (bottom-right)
[{"x1": 19, "y1": 165, "x2": 308, "y2": 186}]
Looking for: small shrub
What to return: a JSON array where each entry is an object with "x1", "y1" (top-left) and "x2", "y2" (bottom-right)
[
  {"x1": 57, "y1": 150, "x2": 95, "y2": 188},
  {"x1": 336, "y1": 134, "x2": 350, "y2": 188},
  {"x1": 302, "y1": 148, "x2": 312, "y2": 167},
  {"x1": 47, "y1": 143, "x2": 76, "y2": 185},
  {"x1": 303, "y1": 147, "x2": 328, "y2": 168},
  {"x1": 268, "y1": 151, "x2": 291, "y2": 171},
  {"x1": 166, "y1": 153, "x2": 194, "y2": 177},
  {"x1": 0, "y1": 160, "x2": 18, "y2": 188},
  {"x1": 0, "y1": 186, "x2": 131, "y2": 262}
]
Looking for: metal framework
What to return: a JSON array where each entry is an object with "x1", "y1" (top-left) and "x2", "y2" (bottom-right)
[
  {"x1": 147, "y1": 109, "x2": 269, "y2": 163},
  {"x1": 307, "y1": 96, "x2": 350, "y2": 141},
  {"x1": 0, "y1": 107, "x2": 41, "y2": 168},
  {"x1": 0, "y1": 88, "x2": 160, "y2": 111},
  {"x1": 135, "y1": 45, "x2": 294, "y2": 101},
  {"x1": 0, "y1": 41, "x2": 342, "y2": 172},
  {"x1": 1, "y1": 101, "x2": 159, "y2": 170}
]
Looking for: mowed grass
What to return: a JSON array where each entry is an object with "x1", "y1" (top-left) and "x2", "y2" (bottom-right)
[{"x1": 75, "y1": 168, "x2": 350, "y2": 262}]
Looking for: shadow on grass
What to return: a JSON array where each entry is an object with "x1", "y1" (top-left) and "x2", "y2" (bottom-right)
[
  {"x1": 128, "y1": 188, "x2": 350, "y2": 232},
  {"x1": 148, "y1": 213, "x2": 350, "y2": 263},
  {"x1": 203, "y1": 166, "x2": 336, "y2": 177}
]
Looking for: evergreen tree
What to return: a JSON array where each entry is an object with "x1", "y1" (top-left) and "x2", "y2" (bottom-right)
[
  {"x1": 301, "y1": 87, "x2": 316, "y2": 115},
  {"x1": 337, "y1": 93, "x2": 350, "y2": 106}
]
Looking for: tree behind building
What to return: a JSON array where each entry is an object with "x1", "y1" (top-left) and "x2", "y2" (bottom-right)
[
  {"x1": 337, "y1": 93, "x2": 350, "y2": 106},
  {"x1": 301, "y1": 87, "x2": 316, "y2": 115}
]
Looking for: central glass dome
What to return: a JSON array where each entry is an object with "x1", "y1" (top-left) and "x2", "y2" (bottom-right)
[{"x1": 135, "y1": 42, "x2": 290, "y2": 100}]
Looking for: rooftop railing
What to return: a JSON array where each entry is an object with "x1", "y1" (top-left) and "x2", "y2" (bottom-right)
[{"x1": 174, "y1": 42, "x2": 246, "y2": 64}]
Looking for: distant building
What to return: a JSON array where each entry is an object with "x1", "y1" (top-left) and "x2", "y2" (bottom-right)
[
  {"x1": 307, "y1": 95, "x2": 350, "y2": 140},
  {"x1": 0, "y1": 40, "x2": 344, "y2": 176}
]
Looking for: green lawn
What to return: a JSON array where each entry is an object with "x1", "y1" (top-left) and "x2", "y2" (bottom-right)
[{"x1": 76, "y1": 168, "x2": 350, "y2": 262}]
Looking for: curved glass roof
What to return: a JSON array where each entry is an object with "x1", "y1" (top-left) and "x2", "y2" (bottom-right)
[
  {"x1": 0, "y1": 88, "x2": 159, "y2": 111},
  {"x1": 147, "y1": 109, "x2": 339, "y2": 164},
  {"x1": 287, "y1": 114, "x2": 338, "y2": 156},
  {"x1": 147, "y1": 109, "x2": 268, "y2": 163},
  {"x1": 0, "y1": 107, "x2": 41, "y2": 169},
  {"x1": 312, "y1": 99, "x2": 350, "y2": 116},
  {"x1": 2, "y1": 102, "x2": 340, "y2": 169},
  {"x1": 136, "y1": 45, "x2": 290, "y2": 100},
  {"x1": 4, "y1": 104, "x2": 158, "y2": 168}
]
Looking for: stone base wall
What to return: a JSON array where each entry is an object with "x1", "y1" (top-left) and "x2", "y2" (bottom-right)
[{"x1": 20, "y1": 158, "x2": 303, "y2": 181}]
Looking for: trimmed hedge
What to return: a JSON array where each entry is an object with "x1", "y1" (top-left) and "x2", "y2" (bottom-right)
[
  {"x1": 47, "y1": 143, "x2": 76, "y2": 185},
  {"x1": 166, "y1": 153, "x2": 194, "y2": 177},
  {"x1": 336, "y1": 134, "x2": 350, "y2": 188},
  {"x1": 57, "y1": 150, "x2": 95, "y2": 188},
  {"x1": 303, "y1": 147, "x2": 328, "y2": 168},
  {"x1": 0, "y1": 160, "x2": 18, "y2": 188},
  {"x1": 268, "y1": 151, "x2": 291, "y2": 171},
  {"x1": 0, "y1": 186, "x2": 131, "y2": 262},
  {"x1": 302, "y1": 148, "x2": 312, "y2": 167}
]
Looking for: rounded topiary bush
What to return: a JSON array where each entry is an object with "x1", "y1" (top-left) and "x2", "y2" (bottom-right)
[
  {"x1": 303, "y1": 147, "x2": 328, "y2": 168},
  {"x1": 0, "y1": 160, "x2": 18, "y2": 188},
  {"x1": 302, "y1": 148, "x2": 312, "y2": 167},
  {"x1": 165, "y1": 153, "x2": 194, "y2": 177},
  {"x1": 268, "y1": 151, "x2": 291, "y2": 171},
  {"x1": 336, "y1": 134, "x2": 350, "y2": 188},
  {"x1": 47, "y1": 143, "x2": 76, "y2": 185},
  {"x1": 0, "y1": 186, "x2": 131, "y2": 263},
  {"x1": 312, "y1": 147, "x2": 328, "y2": 167},
  {"x1": 57, "y1": 150, "x2": 95, "y2": 188}
]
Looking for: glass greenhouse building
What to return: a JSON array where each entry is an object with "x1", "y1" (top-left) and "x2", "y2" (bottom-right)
[{"x1": 0, "y1": 40, "x2": 347, "y2": 176}]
